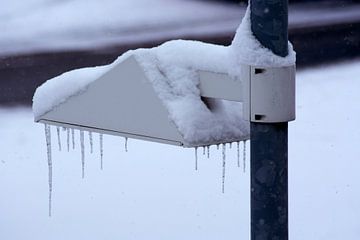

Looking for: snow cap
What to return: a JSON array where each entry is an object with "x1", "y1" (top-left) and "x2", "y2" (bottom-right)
[{"x1": 230, "y1": 6, "x2": 296, "y2": 68}]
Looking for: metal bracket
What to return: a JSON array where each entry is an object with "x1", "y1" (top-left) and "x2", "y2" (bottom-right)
[
  {"x1": 243, "y1": 65, "x2": 296, "y2": 123},
  {"x1": 199, "y1": 64, "x2": 295, "y2": 123}
]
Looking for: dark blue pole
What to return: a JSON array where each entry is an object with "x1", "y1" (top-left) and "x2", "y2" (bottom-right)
[
  {"x1": 250, "y1": 1, "x2": 289, "y2": 240},
  {"x1": 251, "y1": 0, "x2": 288, "y2": 57}
]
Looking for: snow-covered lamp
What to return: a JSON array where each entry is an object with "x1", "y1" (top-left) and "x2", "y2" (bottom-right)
[{"x1": 33, "y1": 8, "x2": 295, "y2": 148}]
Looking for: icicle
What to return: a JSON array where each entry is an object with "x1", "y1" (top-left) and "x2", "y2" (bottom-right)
[
  {"x1": 207, "y1": 146, "x2": 210, "y2": 159},
  {"x1": 56, "y1": 126, "x2": 61, "y2": 151},
  {"x1": 202, "y1": 146, "x2": 205, "y2": 155},
  {"x1": 44, "y1": 124, "x2": 52, "y2": 217},
  {"x1": 45, "y1": 124, "x2": 52, "y2": 217},
  {"x1": 237, "y1": 141, "x2": 240, "y2": 168},
  {"x1": 124, "y1": 137, "x2": 128, "y2": 152},
  {"x1": 194, "y1": 147, "x2": 198, "y2": 171},
  {"x1": 243, "y1": 140, "x2": 247, "y2": 173},
  {"x1": 66, "y1": 128, "x2": 70, "y2": 152},
  {"x1": 229, "y1": 142, "x2": 232, "y2": 149},
  {"x1": 80, "y1": 131, "x2": 85, "y2": 178},
  {"x1": 89, "y1": 132, "x2": 93, "y2": 154},
  {"x1": 222, "y1": 143, "x2": 226, "y2": 194},
  {"x1": 100, "y1": 134, "x2": 103, "y2": 170},
  {"x1": 71, "y1": 129, "x2": 75, "y2": 149}
]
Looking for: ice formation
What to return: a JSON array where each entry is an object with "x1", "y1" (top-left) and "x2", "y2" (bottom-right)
[
  {"x1": 194, "y1": 147, "x2": 198, "y2": 171},
  {"x1": 124, "y1": 137, "x2": 128, "y2": 152},
  {"x1": 66, "y1": 128, "x2": 70, "y2": 152},
  {"x1": 80, "y1": 130, "x2": 85, "y2": 178},
  {"x1": 33, "y1": 6, "x2": 296, "y2": 146},
  {"x1": 56, "y1": 126, "x2": 61, "y2": 151},
  {"x1": 99, "y1": 134, "x2": 103, "y2": 170},
  {"x1": 221, "y1": 143, "x2": 226, "y2": 194},
  {"x1": 237, "y1": 141, "x2": 240, "y2": 168},
  {"x1": 243, "y1": 140, "x2": 247, "y2": 173},
  {"x1": 71, "y1": 129, "x2": 75, "y2": 149},
  {"x1": 89, "y1": 132, "x2": 93, "y2": 154},
  {"x1": 44, "y1": 124, "x2": 52, "y2": 217}
]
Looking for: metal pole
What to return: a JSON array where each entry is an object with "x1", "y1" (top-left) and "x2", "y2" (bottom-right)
[
  {"x1": 250, "y1": 1, "x2": 289, "y2": 240},
  {"x1": 251, "y1": 0, "x2": 289, "y2": 57}
]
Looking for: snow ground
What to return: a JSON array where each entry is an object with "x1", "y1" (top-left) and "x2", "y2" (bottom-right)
[{"x1": 1, "y1": 60, "x2": 360, "y2": 240}]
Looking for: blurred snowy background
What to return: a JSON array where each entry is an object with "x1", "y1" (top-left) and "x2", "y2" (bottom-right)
[
  {"x1": 1, "y1": 0, "x2": 359, "y2": 57},
  {"x1": 0, "y1": 0, "x2": 245, "y2": 56},
  {"x1": 1, "y1": 0, "x2": 360, "y2": 240}
]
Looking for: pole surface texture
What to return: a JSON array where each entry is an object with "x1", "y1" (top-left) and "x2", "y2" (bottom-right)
[
  {"x1": 251, "y1": 123, "x2": 288, "y2": 240},
  {"x1": 250, "y1": 0, "x2": 289, "y2": 240}
]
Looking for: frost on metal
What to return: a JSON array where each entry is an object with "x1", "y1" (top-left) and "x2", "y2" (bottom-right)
[{"x1": 32, "y1": 7, "x2": 295, "y2": 147}]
